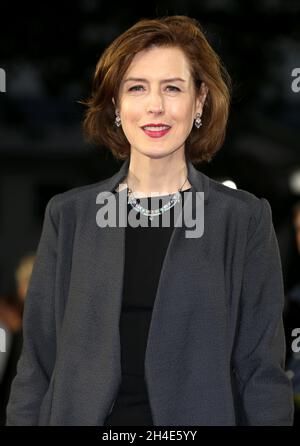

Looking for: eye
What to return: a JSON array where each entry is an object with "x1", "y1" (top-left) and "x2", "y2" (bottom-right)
[
  {"x1": 128, "y1": 85, "x2": 144, "y2": 91},
  {"x1": 128, "y1": 85, "x2": 181, "y2": 92},
  {"x1": 166, "y1": 86, "x2": 181, "y2": 91}
]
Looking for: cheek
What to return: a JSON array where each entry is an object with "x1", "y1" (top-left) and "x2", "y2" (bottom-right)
[
  {"x1": 121, "y1": 100, "x2": 143, "y2": 121},
  {"x1": 169, "y1": 102, "x2": 194, "y2": 122}
]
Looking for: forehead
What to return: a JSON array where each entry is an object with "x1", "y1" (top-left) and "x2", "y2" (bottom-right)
[{"x1": 123, "y1": 46, "x2": 192, "y2": 80}]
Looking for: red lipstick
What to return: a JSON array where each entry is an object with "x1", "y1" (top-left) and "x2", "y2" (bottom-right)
[{"x1": 141, "y1": 123, "x2": 171, "y2": 139}]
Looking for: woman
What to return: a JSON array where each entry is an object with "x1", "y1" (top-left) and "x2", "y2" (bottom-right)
[{"x1": 6, "y1": 15, "x2": 294, "y2": 426}]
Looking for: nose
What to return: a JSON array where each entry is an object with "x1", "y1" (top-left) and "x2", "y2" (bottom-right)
[{"x1": 147, "y1": 91, "x2": 164, "y2": 113}]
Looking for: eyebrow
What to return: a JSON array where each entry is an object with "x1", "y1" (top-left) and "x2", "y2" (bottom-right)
[{"x1": 123, "y1": 77, "x2": 186, "y2": 84}]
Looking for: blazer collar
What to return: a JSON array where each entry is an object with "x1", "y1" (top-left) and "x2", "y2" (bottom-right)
[{"x1": 102, "y1": 157, "x2": 210, "y2": 203}]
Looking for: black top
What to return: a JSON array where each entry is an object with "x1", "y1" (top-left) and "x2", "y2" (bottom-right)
[{"x1": 103, "y1": 187, "x2": 192, "y2": 426}]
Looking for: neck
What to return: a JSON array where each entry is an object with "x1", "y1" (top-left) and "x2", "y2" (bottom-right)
[{"x1": 119, "y1": 152, "x2": 192, "y2": 198}]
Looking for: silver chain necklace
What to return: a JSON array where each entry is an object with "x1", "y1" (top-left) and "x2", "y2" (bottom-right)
[{"x1": 127, "y1": 177, "x2": 188, "y2": 221}]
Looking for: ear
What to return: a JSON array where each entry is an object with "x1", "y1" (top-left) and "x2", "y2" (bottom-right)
[
  {"x1": 112, "y1": 97, "x2": 120, "y2": 114},
  {"x1": 195, "y1": 82, "x2": 208, "y2": 114}
]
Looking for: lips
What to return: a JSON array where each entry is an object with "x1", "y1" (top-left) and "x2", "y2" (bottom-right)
[{"x1": 141, "y1": 124, "x2": 171, "y2": 138}]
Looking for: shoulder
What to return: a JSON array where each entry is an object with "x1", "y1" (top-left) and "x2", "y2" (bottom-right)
[
  {"x1": 43, "y1": 177, "x2": 113, "y2": 223},
  {"x1": 206, "y1": 175, "x2": 272, "y2": 229}
]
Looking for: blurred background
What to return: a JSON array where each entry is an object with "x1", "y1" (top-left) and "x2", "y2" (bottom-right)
[{"x1": 0, "y1": 0, "x2": 300, "y2": 426}]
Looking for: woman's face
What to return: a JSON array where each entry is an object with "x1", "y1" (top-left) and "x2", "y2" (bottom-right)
[{"x1": 115, "y1": 46, "x2": 207, "y2": 160}]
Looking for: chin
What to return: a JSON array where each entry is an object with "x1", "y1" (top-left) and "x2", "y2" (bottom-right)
[{"x1": 144, "y1": 150, "x2": 175, "y2": 160}]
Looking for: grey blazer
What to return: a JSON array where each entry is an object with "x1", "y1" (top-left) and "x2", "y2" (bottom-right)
[{"x1": 6, "y1": 158, "x2": 294, "y2": 426}]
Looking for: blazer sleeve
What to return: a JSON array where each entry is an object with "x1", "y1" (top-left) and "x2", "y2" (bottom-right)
[
  {"x1": 6, "y1": 196, "x2": 59, "y2": 425},
  {"x1": 231, "y1": 197, "x2": 294, "y2": 425}
]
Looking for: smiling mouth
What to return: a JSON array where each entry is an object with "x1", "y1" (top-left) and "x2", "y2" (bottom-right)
[{"x1": 141, "y1": 127, "x2": 171, "y2": 138}]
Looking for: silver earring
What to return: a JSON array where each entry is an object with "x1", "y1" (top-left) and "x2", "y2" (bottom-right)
[
  {"x1": 194, "y1": 113, "x2": 202, "y2": 129},
  {"x1": 115, "y1": 111, "x2": 121, "y2": 127}
]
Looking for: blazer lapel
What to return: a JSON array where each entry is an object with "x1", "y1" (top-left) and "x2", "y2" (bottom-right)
[{"x1": 142, "y1": 161, "x2": 210, "y2": 425}]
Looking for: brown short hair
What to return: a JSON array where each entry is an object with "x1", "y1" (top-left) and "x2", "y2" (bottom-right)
[{"x1": 80, "y1": 15, "x2": 232, "y2": 164}]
